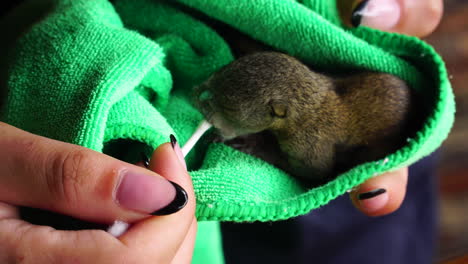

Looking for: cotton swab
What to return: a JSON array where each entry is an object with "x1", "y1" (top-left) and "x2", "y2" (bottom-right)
[
  {"x1": 107, "y1": 220, "x2": 130, "y2": 237},
  {"x1": 181, "y1": 119, "x2": 213, "y2": 157}
]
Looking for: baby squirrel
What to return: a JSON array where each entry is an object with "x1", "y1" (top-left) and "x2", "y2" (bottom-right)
[{"x1": 194, "y1": 52, "x2": 413, "y2": 182}]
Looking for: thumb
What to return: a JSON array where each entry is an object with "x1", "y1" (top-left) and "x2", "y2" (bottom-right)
[
  {"x1": 0, "y1": 122, "x2": 187, "y2": 224},
  {"x1": 118, "y1": 139, "x2": 197, "y2": 263},
  {"x1": 119, "y1": 137, "x2": 197, "y2": 263}
]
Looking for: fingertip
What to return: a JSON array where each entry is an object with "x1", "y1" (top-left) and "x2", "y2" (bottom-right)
[
  {"x1": 352, "y1": 0, "x2": 401, "y2": 31},
  {"x1": 150, "y1": 139, "x2": 193, "y2": 206},
  {"x1": 352, "y1": 188, "x2": 393, "y2": 217},
  {"x1": 392, "y1": 0, "x2": 443, "y2": 37},
  {"x1": 342, "y1": 0, "x2": 443, "y2": 38},
  {"x1": 151, "y1": 142, "x2": 188, "y2": 178},
  {"x1": 116, "y1": 139, "x2": 195, "y2": 257},
  {"x1": 351, "y1": 167, "x2": 408, "y2": 216}
]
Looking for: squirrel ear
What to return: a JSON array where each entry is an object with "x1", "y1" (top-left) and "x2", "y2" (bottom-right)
[{"x1": 270, "y1": 101, "x2": 287, "y2": 118}]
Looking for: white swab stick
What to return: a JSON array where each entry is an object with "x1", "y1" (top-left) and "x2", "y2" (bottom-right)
[{"x1": 181, "y1": 119, "x2": 212, "y2": 157}]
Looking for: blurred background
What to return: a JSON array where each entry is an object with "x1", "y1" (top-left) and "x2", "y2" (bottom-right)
[{"x1": 426, "y1": 0, "x2": 468, "y2": 261}]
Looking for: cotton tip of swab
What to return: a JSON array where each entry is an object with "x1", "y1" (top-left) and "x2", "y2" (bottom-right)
[
  {"x1": 107, "y1": 220, "x2": 129, "y2": 237},
  {"x1": 181, "y1": 120, "x2": 213, "y2": 157}
]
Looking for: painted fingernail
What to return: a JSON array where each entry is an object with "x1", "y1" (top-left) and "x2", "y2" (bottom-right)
[
  {"x1": 152, "y1": 181, "x2": 188, "y2": 216},
  {"x1": 358, "y1": 188, "x2": 388, "y2": 212},
  {"x1": 352, "y1": 0, "x2": 401, "y2": 30},
  {"x1": 115, "y1": 170, "x2": 187, "y2": 215},
  {"x1": 170, "y1": 134, "x2": 187, "y2": 169},
  {"x1": 141, "y1": 152, "x2": 150, "y2": 168}
]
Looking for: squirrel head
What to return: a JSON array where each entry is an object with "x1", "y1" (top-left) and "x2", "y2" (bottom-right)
[{"x1": 194, "y1": 52, "x2": 330, "y2": 139}]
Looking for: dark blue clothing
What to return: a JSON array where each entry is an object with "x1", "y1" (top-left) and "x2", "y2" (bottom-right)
[{"x1": 222, "y1": 154, "x2": 438, "y2": 264}]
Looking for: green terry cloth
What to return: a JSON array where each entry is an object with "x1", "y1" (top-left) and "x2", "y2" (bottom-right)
[{"x1": 0, "y1": 0, "x2": 455, "y2": 263}]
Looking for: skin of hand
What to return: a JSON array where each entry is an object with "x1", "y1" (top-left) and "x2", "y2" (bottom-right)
[
  {"x1": 343, "y1": 0, "x2": 443, "y2": 216},
  {"x1": 0, "y1": 122, "x2": 196, "y2": 263},
  {"x1": 338, "y1": 0, "x2": 443, "y2": 38}
]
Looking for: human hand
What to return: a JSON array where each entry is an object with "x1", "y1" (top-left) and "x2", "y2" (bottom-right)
[
  {"x1": 0, "y1": 122, "x2": 196, "y2": 263},
  {"x1": 339, "y1": 0, "x2": 443, "y2": 38},
  {"x1": 337, "y1": 0, "x2": 443, "y2": 216}
]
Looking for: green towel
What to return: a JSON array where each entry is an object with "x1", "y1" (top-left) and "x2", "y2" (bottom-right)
[{"x1": 1, "y1": 0, "x2": 455, "y2": 263}]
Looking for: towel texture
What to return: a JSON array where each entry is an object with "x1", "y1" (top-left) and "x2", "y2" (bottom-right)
[{"x1": 1, "y1": 0, "x2": 454, "y2": 263}]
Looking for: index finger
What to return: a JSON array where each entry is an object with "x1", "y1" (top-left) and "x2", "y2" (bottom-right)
[
  {"x1": 118, "y1": 141, "x2": 196, "y2": 262},
  {"x1": 0, "y1": 140, "x2": 195, "y2": 263},
  {"x1": 0, "y1": 122, "x2": 179, "y2": 224}
]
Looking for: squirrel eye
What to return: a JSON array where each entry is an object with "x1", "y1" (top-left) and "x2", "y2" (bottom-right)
[
  {"x1": 199, "y1": 90, "x2": 213, "y2": 101},
  {"x1": 270, "y1": 102, "x2": 287, "y2": 118}
]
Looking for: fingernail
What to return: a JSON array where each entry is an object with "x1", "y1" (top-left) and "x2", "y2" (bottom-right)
[
  {"x1": 352, "y1": 0, "x2": 401, "y2": 30},
  {"x1": 116, "y1": 171, "x2": 187, "y2": 215},
  {"x1": 170, "y1": 134, "x2": 187, "y2": 169},
  {"x1": 358, "y1": 188, "x2": 388, "y2": 212},
  {"x1": 152, "y1": 181, "x2": 188, "y2": 216},
  {"x1": 140, "y1": 152, "x2": 150, "y2": 168}
]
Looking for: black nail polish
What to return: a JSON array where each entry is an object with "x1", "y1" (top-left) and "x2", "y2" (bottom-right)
[
  {"x1": 170, "y1": 134, "x2": 177, "y2": 149},
  {"x1": 351, "y1": 0, "x2": 369, "y2": 27},
  {"x1": 358, "y1": 188, "x2": 386, "y2": 200},
  {"x1": 140, "y1": 152, "x2": 149, "y2": 168},
  {"x1": 152, "y1": 181, "x2": 188, "y2": 216}
]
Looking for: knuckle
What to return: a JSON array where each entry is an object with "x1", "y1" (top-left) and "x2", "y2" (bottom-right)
[{"x1": 47, "y1": 149, "x2": 93, "y2": 204}]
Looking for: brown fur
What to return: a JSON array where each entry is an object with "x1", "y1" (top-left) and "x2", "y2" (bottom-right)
[{"x1": 194, "y1": 52, "x2": 412, "y2": 181}]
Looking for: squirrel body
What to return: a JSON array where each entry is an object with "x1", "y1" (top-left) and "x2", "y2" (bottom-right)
[{"x1": 194, "y1": 52, "x2": 412, "y2": 181}]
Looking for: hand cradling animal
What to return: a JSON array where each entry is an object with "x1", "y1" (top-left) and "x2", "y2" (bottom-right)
[{"x1": 194, "y1": 52, "x2": 413, "y2": 184}]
